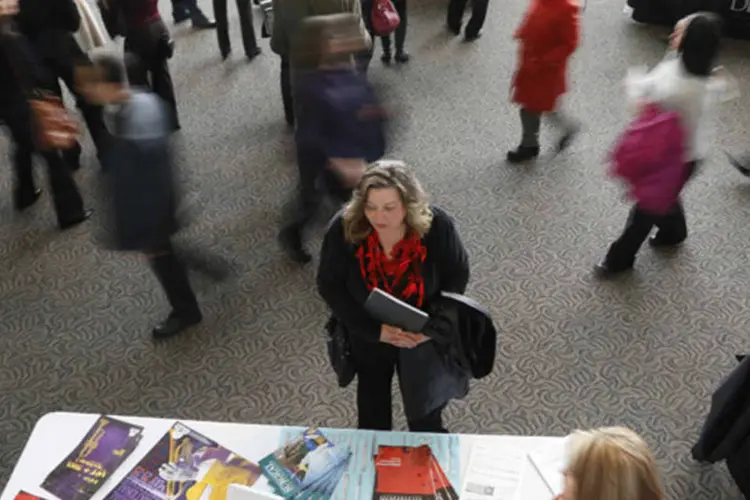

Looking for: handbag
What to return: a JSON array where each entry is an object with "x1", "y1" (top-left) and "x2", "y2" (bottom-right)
[
  {"x1": 371, "y1": 0, "x2": 400, "y2": 36},
  {"x1": 325, "y1": 316, "x2": 356, "y2": 388}
]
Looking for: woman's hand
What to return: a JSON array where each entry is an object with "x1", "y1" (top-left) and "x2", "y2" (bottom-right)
[
  {"x1": 0, "y1": 0, "x2": 19, "y2": 16},
  {"x1": 380, "y1": 324, "x2": 419, "y2": 349}
]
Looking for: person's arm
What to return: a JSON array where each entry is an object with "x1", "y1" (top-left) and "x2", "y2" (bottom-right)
[
  {"x1": 57, "y1": 0, "x2": 81, "y2": 33},
  {"x1": 316, "y1": 216, "x2": 382, "y2": 342},
  {"x1": 431, "y1": 208, "x2": 470, "y2": 294},
  {"x1": 537, "y1": 7, "x2": 579, "y2": 67}
]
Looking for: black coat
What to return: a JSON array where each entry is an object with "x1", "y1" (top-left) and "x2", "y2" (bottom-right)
[
  {"x1": 17, "y1": 0, "x2": 84, "y2": 65},
  {"x1": 317, "y1": 205, "x2": 471, "y2": 419},
  {"x1": 692, "y1": 356, "x2": 750, "y2": 497}
]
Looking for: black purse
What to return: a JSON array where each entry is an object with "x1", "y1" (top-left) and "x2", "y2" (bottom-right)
[{"x1": 325, "y1": 316, "x2": 356, "y2": 388}]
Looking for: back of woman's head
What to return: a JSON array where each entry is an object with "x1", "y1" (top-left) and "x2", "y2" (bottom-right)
[
  {"x1": 679, "y1": 13, "x2": 722, "y2": 77},
  {"x1": 565, "y1": 427, "x2": 665, "y2": 500}
]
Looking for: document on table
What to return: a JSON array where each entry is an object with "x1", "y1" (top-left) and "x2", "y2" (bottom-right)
[
  {"x1": 460, "y1": 443, "x2": 525, "y2": 500},
  {"x1": 527, "y1": 438, "x2": 569, "y2": 497}
]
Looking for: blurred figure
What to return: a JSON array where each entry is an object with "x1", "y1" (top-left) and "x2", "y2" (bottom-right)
[
  {"x1": 278, "y1": 13, "x2": 385, "y2": 263},
  {"x1": 78, "y1": 52, "x2": 228, "y2": 337},
  {"x1": 103, "y1": 0, "x2": 181, "y2": 131},
  {"x1": 270, "y1": 0, "x2": 369, "y2": 127},
  {"x1": 171, "y1": 0, "x2": 216, "y2": 29},
  {"x1": 507, "y1": 0, "x2": 580, "y2": 164},
  {"x1": 595, "y1": 13, "x2": 724, "y2": 277},
  {"x1": 17, "y1": 0, "x2": 110, "y2": 168},
  {"x1": 213, "y1": 0, "x2": 260, "y2": 61},
  {"x1": 0, "y1": 9, "x2": 90, "y2": 229},
  {"x1": 446, "y1": 0, "x2": 488, "y2": 41},
  {"x1": 555, "y1": 427, "x2": 665, "y2": 500},
  {"x1": 379, "y1": 0, "x2": 408, "y2": 64}
]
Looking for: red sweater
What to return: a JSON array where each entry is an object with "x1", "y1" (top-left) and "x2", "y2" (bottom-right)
[{"x1": 120, "y1": 0, "x2": 160, "y2": 27}]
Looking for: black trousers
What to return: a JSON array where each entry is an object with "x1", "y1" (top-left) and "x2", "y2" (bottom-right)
[
  {"x1": 282, "y1": 145, "x2": 328, "y2": 234},
  {"x1": 354, "y1": 341, "x2": 448, "y2": 432},
  {"x1": 147, "y1": 240, "x2": 201, "y2": 319},
  {"x1": 447, "y1": 0, "x2": 489, "y2": 36},
  {"x1": 604, "y1": 161, "x2": 698, "y2": 271},
  {"x1": 214, "y1": 0, "x2": 258, "y2": 58},
  {"x1": 280, "y1": 58, "x2": 294, "y2": 126},
  {"x1": 171, "y1": 0, "x2": 208, "y2": 21},
  {"x1": 380, "y1": 0, "x2": 407, "y2": 53},
  {"x1": 125, "y1": 19, "x2": 180, "y2": 129},
  {"x1": 0, "y1": 99, "x2": 85, "y2": 226}
]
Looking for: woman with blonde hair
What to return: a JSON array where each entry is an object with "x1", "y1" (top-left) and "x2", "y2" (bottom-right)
[
  {"x1": 317, "y1": 161, "x2": 470, "y2": 432},
  {"x1": 556, "y1": 427, "x2": 665, "y2": 500}
]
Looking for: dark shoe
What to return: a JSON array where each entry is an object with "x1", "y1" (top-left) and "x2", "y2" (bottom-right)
[
  {"x1": 447, "y1": 23, "x2": 461, "y2": 35},
  {"x1": 192, "y1": 19, "x2": 217, "y2": 29},
  {"x1": 464, "y1": 32, "x2": 482, "y2": 42},
  {"x1": 152, "y1": 311, "x2": 202, "y2": 339},
  {"x1": 727, "y1": 152, "x2": 750, "y2": 177},
  {"x1": 278, "y1": 228, "x2": 312, "y2": 264},
  {"x1": 556, "y1": 123, "x2": 580, "y2": 153},
  {"x1": 506, "y1": 145, "x2": 540, "y2": 164},
  {"x1": 13, "y1": 188, "x2": 42, "y2": 211},
  {"x1": 220, "y1": 47, "x2": 231, "y2": 61},
  {"x1": 648, "y1": 234, "x2": 685, "y2": 249},
  {"x1": 394, "y1": 50, "x2": 410, "y2": 63},
  {"x1": 246, "y1": 47, "x2": 262, "y2": 61},
  {"x1": 594, "y1": 261, "x2": 633, "y2": 278},
  {"x1": 173, "y1": 11, "x2": 190, "y2": 24},
  {"x1": 63, "y1": 143, "x2": 82, "y2": 171},
  {"x1": 381, "y1": 50, "x2": 392, "y2": 65},
  {"x1": 59, "y1": 209, "x2": 92, "y2": 230}
]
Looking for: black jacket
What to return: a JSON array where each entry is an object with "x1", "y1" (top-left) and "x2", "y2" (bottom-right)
[
  {"x1": 0, "y1": 21, "x2": 53, "y2": 102},
  {"x1": 17, "y1": 0, "x2": 83, "y2": 64},
  {"x1": 692, "y1": 356, "x2": 750, "y2": 498},
  {"x1": 317, "y1": 206, "x2": 471, "y2": 419}
]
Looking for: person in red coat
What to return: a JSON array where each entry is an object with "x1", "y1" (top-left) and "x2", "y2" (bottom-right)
[{"x1": 507, "y1": 0, "x2": 581, "y2": 164}]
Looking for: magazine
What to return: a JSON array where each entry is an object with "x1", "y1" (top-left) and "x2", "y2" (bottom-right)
[
  {"x1": 41, "y1": 415, "x2": 143, "y2": 500},
  {"x1": 14, "y1": 492, "x2": 50, "y2": 500},
  {"x1": 106, "y1": 422, "x2": 261, "y2": 500},
  {"x1": 372, "y1": 445, "x2": 456, "y2": 500},
  {"x1": 259, "y1": 427, "x2": 351, "y2": 500}
]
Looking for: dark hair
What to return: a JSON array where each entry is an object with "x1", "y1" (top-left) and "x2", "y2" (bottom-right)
[
  {"x1": 679, "y1": 14, "x2": 721, "y2": 77},
  {"x1": 89, "y1": 52, "x2": 128, "y2": 84}
]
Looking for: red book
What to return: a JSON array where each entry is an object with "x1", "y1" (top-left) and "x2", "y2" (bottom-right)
[{"x1": 373, "y1": 446, "x2": 436, "y2": 500}]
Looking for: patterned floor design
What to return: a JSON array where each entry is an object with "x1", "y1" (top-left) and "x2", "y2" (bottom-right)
[{"x1": 1, "y1": 0, "x2": 750, "y2": 497}]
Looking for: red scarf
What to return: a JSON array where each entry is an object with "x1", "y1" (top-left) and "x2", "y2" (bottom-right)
[{"x1": 357, "y1": 230, "x2": 427, "y2": 307}]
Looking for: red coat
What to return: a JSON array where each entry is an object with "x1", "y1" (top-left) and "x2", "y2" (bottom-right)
[{"x1": 511, "y1": 0, "x2": 580, "y2": 113}]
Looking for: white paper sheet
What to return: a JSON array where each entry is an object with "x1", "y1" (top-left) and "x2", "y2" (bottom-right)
[
  {"x1": 527, "y1": 439, "x2": 569, "y2": 497},
  {"x1": 460, "y1": 443, "x2": 525, "y2": 500}
]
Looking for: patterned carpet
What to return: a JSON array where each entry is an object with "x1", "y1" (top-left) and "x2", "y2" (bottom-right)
[{"x1": 1, "y1": 0, "x2": 750, "y2": 497}]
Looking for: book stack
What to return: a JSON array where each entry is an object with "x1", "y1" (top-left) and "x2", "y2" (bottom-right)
[
  {"x1": 259, "y1": 428, "x2": 352, "y2": 500},
  {"x1": 373, "y1": 445, "x2": 457, "y2": 500}
]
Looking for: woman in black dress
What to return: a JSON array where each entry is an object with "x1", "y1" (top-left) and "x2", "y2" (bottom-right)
[{"x1": 317, "y1": 161, "x2": 470, "y2": 432}]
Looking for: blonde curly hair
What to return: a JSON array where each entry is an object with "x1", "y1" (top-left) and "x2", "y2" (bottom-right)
[{"x1": 342, "y1": 160, "x2": 432, "y2": 244}]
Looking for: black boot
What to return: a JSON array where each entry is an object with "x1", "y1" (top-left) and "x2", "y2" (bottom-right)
[
  {"x1": 394, "y1": 50, "x2": 410, "y2": 63},
  {"x1": 381, "y1": 44, "x2": 392, "y2": 65},
  {"x1": 149, "y1": 252, "x2": 202, "y2": 338},
  {"x1": 506, "y1": 145, "x2": 540, "y2": 164},
  {"x1": 13, "y1": 187, "x2": 42, "y2": 211},
  {"x1": 278, "y1": 227, "x2": 312, "y2": 264}
]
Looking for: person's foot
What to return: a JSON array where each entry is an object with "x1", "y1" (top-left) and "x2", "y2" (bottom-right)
[
  {"x1": 381, "y1": 49, "x2": 392, "y2": 65},
  {"x1": 447, "y1": 23, "x2": 461, "y2": 36},
  {"x1": 557, "y1": 122, "x2": 580, "y2": 153},
  {"x1": 59, "y1": 209, "x2": 92, "y2": 230},
  {"x1": 63, "y1": 143, "x2": 82, "y2": 171},
  {"x1": 192, "y1": 18, "x2": 217, "y2": 29},
  {"x1": 220, "y1": 47, "x2": 231, "y2": 61},
  {"x1": 394, "y1": 50, "x2": 410, "y2": 63},
  {"x1": 464, "y1": 32, "x2": 482, "y2": 42},
  {"x1": 173, "y1": 10, "x2": 190, "y2": 24},
  {"x1": 648, "y1": 234, "x2": 685, "y2": 249},
  {"x1": 13, "y1": 188, "x2": 42, "y2": 211},
  {"x1": 152, "y1": 311, "x2": 203, "y2": 339},
  {"x1": 726, "y1": 151, "x2": 750, "y2": 177},
  {"x1": 278, "y1": 228, "x2": 312, "y2": 264},
  {"x1": 246, "y1": 47, "x2": 262, "y2": 61},
  {"x1": 594, "y1": 260, "x2": 633, "y2": 278},
  {"x1": 506, "y1": 145, "x2": 540, "y2": 164}
]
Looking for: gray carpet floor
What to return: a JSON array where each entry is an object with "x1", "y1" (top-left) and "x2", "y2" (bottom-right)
[{"x1": 2, "y1": 0, "x2": 750, "y2": 497}]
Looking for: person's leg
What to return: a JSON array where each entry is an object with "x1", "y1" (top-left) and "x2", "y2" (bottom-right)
[
  {"x1": 446, "y1": 0, "x2": 468, "y2": 35},
  {"x1": 380, "y1": 35, "x2": 392, "y2": 64},
  {"x1": 147, "y1": 240, "x2": 202, "y2": 338},
  {"x1": 651, "y1": 201, "x2": 688, "y2": 247},
  {"x1": 171, "y1": 0, "x2": 190, "y2": 23},
  {"x1": 464, "y1": 0, "x2": 488, "y2": 39},
  {"x1": 407, "y1": 405, "x2": 448, "y2": 433},
  {"x1": 353, "y1": 342, "x2": 398, "y2": 431},
  {"x1": 213, "y1": 0, "x2": 231, "y2": 59},
  {"x1": 4, "y1": 105, "x2": 40, "y2": 211},
  {"x1": 507, "y1": 108, "x2": 541, "y2": 163},
  {"x1": 236, "y1": 0, "x2": 261, "y2": 59},
  {"x1": 547, "y1": 108, "x2": 580, "y2": 154},
  {"x1": 280, "y1": 58, "x2": 294, "y2": 127},
  {"x1": 597, "y1": 206, "x2": 655, "y2": 276},
  {"x1": 180, "y1": 0, "x2": 216, "y2": 27},
  {"x1": 41, "y1": 149, "x2": 88, "y2": 229},
  {"x1": 393, "y1": 0, "x2": 408, "y2": 61}
]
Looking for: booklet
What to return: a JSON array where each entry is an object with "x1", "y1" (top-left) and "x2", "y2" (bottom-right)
[
  {"x1": 259, "y1": 427, "x2": 351, "y2": 500},
  {"x1": 41, "y1": 415, "x2": 143, "y2": 500},
  {"x1": 364, "y1": 288, "x2": 429, "y2": 333},
  {"x1": 106, "y1": 422, "x2": 261, "y2": 500},
  {"x1": 373, "y1": 445, "x2": 455, "y2": 500},
  {"x1": 14, "y1": 492, "x2": 50, "y2": 500}
]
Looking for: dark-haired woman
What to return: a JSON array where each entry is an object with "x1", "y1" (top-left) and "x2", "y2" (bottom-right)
[
  {"x1": 596, "y1": 13, "x2": 726, "y2": 277},
  {"x1": 317, "y1": 161, "x2": 470, "y2": 432}
]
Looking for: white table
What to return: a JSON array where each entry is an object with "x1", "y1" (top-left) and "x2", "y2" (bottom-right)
[{"x1": 1, "y1": 412, "x2": 565, "y2": 500}]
